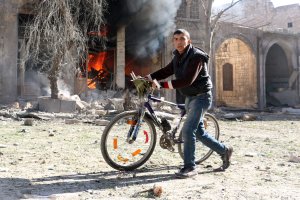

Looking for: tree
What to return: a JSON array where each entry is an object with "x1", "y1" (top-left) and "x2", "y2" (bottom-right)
[
  {"x1": 24, "y1": 0, "x2": 107, "y2": 99},
  {"x1": 199, "y1": 0, "x2": 242, "y2": 63}
]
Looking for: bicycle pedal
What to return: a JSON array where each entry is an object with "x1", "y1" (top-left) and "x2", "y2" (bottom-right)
[
  {"x1": 173, "y1": 139, "x2": 183, "y2": 144},
  {"x1": 167, "y1": 147, "x2": 175, "y2": 152}
]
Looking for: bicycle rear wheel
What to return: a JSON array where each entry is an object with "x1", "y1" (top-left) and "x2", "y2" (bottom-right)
[
  {"x1": 178, "y1": 113, "x2": 220, "y2": 164},
  {"x1": 101, "y1": 111, "x2": 157, "y2": 171}
]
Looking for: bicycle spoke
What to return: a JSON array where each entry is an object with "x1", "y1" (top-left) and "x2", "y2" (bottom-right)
[{"x1": 101, "y1": 111, "x2": 156, "y2": 170}]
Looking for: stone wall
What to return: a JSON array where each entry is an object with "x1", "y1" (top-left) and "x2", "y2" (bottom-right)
[
  {"x1": 215, "y1": 38, "x2": 257, "y2": 108},
  {"x1": 217, "y1": 0, "x2": 300, "y2": 34},
  {"x1": 0, "y1": 1, "x2": 18, "y2": 104},
  {"x1": 270, "y1": 4, "x2": 300, "y2": 33}
]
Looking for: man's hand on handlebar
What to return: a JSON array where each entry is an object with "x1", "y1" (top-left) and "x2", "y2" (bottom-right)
[
  {"x1": 143, "y1": 76, "x2": 161, "y2": 90},
  {"x1": 151, "y1": 79, "x2": 161, "y2": 89}
]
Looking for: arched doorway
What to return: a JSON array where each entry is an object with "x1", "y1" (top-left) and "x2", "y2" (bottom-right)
[
  {"x1": 215, "y1": 38, "x2": 257, "y2": 108},
  {"x1": 265, "y1": 43, "x2": 292, "y2": 106}
]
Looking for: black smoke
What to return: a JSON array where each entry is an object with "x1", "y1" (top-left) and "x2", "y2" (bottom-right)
[{"x1": 106, "y1": 0, "x2": 182, "y2": 57}]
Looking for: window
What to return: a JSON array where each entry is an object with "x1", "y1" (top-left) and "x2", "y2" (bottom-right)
[
  {"x1": 190, "y1": 0, "x2": 199, "y2": 19},
  {"x1": 288, "y1": 22, "x2": 293, "y2": 28},
  {"x1": 177, "y1": 2, "x2": 187, "y2": 18},
  {"x1": 223, "y1": 63, "x2": 233, "y2": 91}
]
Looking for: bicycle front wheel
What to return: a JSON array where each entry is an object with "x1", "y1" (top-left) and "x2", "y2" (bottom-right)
[
  {"x1": 101, "y1": 111, "x2": 157, "y2": 171},
  {"x1": 178, "y1": 113, "x2": 220, "y2": 164}
]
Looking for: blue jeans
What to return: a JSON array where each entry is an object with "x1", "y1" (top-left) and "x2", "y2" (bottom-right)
[{"x1": 182, "y1": 91, "x2": 226, "y2": 168}]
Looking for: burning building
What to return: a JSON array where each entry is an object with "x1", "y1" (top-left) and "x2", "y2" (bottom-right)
[
  {"x1": 0, "y1": 0, "x2": 181, "y2": 104},
  {"x1": 83, "y1": 0, "x2": 182, "y2": 90},
  {"x1": 0, "y1": 0, "x2": 300, "y2": 109}
]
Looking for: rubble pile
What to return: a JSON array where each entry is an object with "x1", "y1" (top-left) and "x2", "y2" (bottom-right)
[{"x1": 1, "y1": 89, "x2": 300, "y2": 125}]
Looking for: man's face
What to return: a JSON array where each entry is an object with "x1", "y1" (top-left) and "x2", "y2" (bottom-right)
[{"x1": 173, "y1": 33, "x2": 191, "y2": 54}]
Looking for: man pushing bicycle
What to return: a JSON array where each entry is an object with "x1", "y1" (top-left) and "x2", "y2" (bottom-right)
[{"x1": 145, "y1": 29, "x2": 233, "y2": 179}]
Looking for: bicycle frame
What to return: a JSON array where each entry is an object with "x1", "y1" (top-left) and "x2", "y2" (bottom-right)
[
  {"x1": 100, "y1": 73, "x2": 221, "y2": 171},
  {"x1": 127, "y1": 92, "x2": 186, "y2": 144}
]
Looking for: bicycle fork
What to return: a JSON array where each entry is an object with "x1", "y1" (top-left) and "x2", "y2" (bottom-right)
[{"x1": 126, "y1": 108, "x2": 146, "y2": 144}]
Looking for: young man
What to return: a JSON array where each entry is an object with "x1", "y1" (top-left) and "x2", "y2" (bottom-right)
[{"x1": 146, "y1": 29, "x2": 233, "y2": 178}]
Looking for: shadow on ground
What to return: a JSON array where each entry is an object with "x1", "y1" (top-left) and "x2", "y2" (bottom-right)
[{"x1": 0, "y1": 165, "x2": 219, "y2": 199}]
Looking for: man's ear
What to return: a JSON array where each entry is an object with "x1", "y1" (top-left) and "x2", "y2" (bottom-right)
[{"x1": 189, "y1": 39, "x2": 192, "y2": 44}]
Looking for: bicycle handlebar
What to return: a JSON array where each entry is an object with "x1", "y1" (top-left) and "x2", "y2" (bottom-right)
[{"x1": 152, "y1": 79, "x2": 161, "y2": 89}]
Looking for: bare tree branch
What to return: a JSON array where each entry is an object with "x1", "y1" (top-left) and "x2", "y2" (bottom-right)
[
  {"x1": 211, "y1": 0, "x2": 242, "y2": 31},
  {"x1": 24, "y1": 0, "x2": 107, "y2": 98},
  {"x1": 200, "y1": 0, "x2": 208, "y2": 17}
]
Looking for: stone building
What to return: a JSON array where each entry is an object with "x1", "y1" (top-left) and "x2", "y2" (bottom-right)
[
  {"x1": 0, "y1": 0, "x2": 300, "y2": 109},
  {"x1": 0, "y1": 0, "x2": 20, "y2": 104},
  {"x1": 172, "y1": 0, "x2": 300, "y2": 108},
  {"x1": 0, "y1": 0, "x2": 37, "y2": 104},
  {"x1": 211, "y1": 0, "x2": 300, "y2": 108}
]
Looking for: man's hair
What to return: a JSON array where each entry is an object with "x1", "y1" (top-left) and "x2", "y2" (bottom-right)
[{"x1": 173, "y1": 29, "x2": 190, "y2": 39}]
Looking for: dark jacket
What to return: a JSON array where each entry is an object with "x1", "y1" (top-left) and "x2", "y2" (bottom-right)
[{"x1": 150, "y1": 44, "x2": 212, "y2": 96}]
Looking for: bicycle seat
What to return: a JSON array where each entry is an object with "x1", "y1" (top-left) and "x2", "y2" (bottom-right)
[{"x1": 177, "y1": 104, "x2": 185, "y2": 110}]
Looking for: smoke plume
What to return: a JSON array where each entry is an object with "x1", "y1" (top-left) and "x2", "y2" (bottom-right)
[{"x1": 107, "y1": 0, "x2": 182, "y2": 57}]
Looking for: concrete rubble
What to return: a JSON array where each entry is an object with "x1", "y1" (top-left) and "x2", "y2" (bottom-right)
[
  {"x1": 1, "y1": 89, "x2": 300, "y2": 126},
  {"x1": 0, "y1": 89, "x2": 173, "y2": 126},
  {"x1": 0, "y1": 89, "x2": 139, "y2": 125}
]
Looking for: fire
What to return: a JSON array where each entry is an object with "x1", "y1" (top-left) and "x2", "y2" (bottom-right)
[
  {"x1": 86, "y1": 50, "x2": 115, "y2": 90},
  {"x1": 88, "y1": 52, "x2": 107, "y2": 71},
  {"x1": 85, "y1": 52, "x2": 158, "y2": 90},
  {"x1": 87, "y1": 78, "x2": 97, "y2": 89},
  {"x1": 87, "y1": 52, "x2": 107, "y2": 89},
  {"x1": 86, "y1": 25, "x2": 112, "y2": 89}
]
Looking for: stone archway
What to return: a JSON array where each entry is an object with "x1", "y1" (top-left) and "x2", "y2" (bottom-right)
[
  {"x1": 265, "y1": 43, "x2": 297, "y2": 106},
  {"x1": 215, "y1": 38, "x2": 257, "y2": 108}
]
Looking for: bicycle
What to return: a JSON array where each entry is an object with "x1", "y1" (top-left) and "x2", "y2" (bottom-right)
[{"x1": 100, "y1": 74, "x2": 220, "y2": 171}]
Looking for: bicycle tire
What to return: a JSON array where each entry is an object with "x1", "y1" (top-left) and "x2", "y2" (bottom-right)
[
  {"x1": 178, "y1": 113, "x2": 220, "y2": 164},
  {"x1": 101, "y1": 111, "x2": 157, "y2": 171}
]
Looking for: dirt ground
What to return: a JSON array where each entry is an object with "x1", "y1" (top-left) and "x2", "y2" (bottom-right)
[{"x1": 0, "y1": 110, "x2": 300, "y2": 200}]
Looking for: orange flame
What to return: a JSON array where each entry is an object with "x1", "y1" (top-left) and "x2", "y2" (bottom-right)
[
  {"x1": 87, "y1": 52, "x2": 108, "y2": 89},
  {"x1": 87, "y1": 79, "x2": 97, "y2": 89},
  {"x1": 88, "y1": 52, "x2": 107, "y2": 71}
]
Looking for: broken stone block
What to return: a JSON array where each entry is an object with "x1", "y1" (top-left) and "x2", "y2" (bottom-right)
[
  {"x1": 38, "y1": 97, "x2": 76, "y2": 113},
  {"x1": 75, "y1": 101, "x2": 86, "y2": 110},
  {"x1": 223, "y1": 113, "x2": 242, "y2": 120},
  {"x1": 282, "y1": 107, "x2": 300, "y2": 115},
  {"x1": 0, "y1": 111, "x2": 10, "y2": 118},
  {"x1": 95, "y1": 110, "x2": 107, "y2": 116},
  {"x1": 242, "y1": 114, "x2": 257, "y2": 121},
  {"x1": 86, "y1": 109, "x2": 96, "y2": 115},
  {"x1": 107, "y1": 110, "x2": 119, "y2": 115},
  {"x1": 65, "y1": 119, "x2": 80, "y2": 124},
  {"x1": 104, "y1": 102, "x2": 115, "y2": 110},
  {"x1": 110, "y1": 98, "x2": 124, "y2": 111},
  {"x1": 11, "y1": 102, "x2": 20, "y2": 109},
  {"x1": 0, "y1": 144, "x2": 8, "y2": 148},
  {"x1": 269, "y1": 89, "x2": 299, "y2": 107},
  {"x1": 288, "y1": 155, "x2": 300, "y2": 163},
  {"x1": 94, "y1": 119, "x2": 110, "y2": 126},
  {"x1": 70, "y1": 95, "x2": 81, "y2": 101},
  {"x1": 24, "y1": 118, "x2": 33, "y2": 126},
  {"x1": 80, "y1": 101, "x2": 91, "y2": 108}
]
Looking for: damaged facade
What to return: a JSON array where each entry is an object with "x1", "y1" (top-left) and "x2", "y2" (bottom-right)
[
  {"x1": 211, "y1": 0, "x2": 300, "y2": 108},
  {"x1": 0, "y1": 0, "x2": 300, "y2": 109}
]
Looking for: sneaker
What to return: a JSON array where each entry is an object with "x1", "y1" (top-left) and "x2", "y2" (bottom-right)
[
  {"x1": 175, "y1": 166, "x2": 198, "y2": 179},
  {"x1": 219, "y1": 146, "x2": 233, "y2": 171}
]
